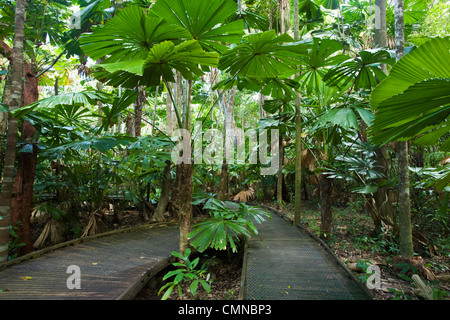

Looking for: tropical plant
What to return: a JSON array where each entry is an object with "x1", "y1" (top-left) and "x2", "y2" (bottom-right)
[
  {"x1": 370, "y1": 36, "x2": 450, "y2": 191},
  {"x1": 188, "y1": 197, "x2": 271, "y2": 253},
  {"x1": 79, "y1": 0, "x2": 243, "y2": 254},
  {"x1": 158, "y1": 248, "x2": 211, "y2": 300}
]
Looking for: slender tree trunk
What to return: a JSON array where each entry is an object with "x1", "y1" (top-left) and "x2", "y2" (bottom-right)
[
  {"x1": 394, "y1": 0, "x2": 414, "y2": 259},
  {"x1": 371, "y1": 0, "x2": 395, "y2": 235},
  {"x1": 97, "y1": 81, "x2": 103, "y2": 127},
  {"x1": 153, "y1": 161, "x2": 171, "y2": 221},
  {"x1": 134, "y1": 85, "x2": 144, "y2": 137},
  {"x1": 0, "y1": 0, "x2": 26, "y2": 262},
  {"x1": 217, "y1": 90, "x2": 228, "y2": 201},
  {"x1": 277, "y1": 120, "x2": 284, "y2": 209},
  {"x1": 276, "y1": 0, "x2": 288, "y2": 210},
  {"x1": 218, "y1": 87, "x2": 236, "y2": 201},
  {"x1": 151, "y1": 85, "x2": 159, "y2": 137},
  {"x1": 153, "y1": 87, "x2": 173, "y2": 221},
  {"x1": 293, "y1": 0, "x2": 302, "y2": 226}
]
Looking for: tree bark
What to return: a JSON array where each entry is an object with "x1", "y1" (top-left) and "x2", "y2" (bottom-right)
[
  {"x1": 170, "y1": 73, "x2": 193, "y2": 254},
  {"x1": 394, "y1": 0, "x2": 414, "y2": 259},
  {"x1": 153, "y1": 161, "x2": 171, "y2": 221},
  {"x1": 375, "y1": 0, "x2": 387, "y2": 50},
  {"x1": 0, "y1": 0, "x2": 26, "y2": 262},
  {"x1": 134, "y1": 85, "x2": 144, "y2": 137},
  {"x1": 293, "y1": 0, "x2": 302, "y2": 226},
  {"x1": 371, "y1": 0, "x2": 395, "y2": 235},
  {"x1": 172, "y1": 162, "x2": 192, "y2": 254},
  {"x1": 319, "y1": 174, "x2": 333, "y2": 239},
  {"x1": 153, "y1": 86, "x2": 175, "y2": 221},
  {"x1": 218, "y1": 87, "x2": 236, "y2": 201}
]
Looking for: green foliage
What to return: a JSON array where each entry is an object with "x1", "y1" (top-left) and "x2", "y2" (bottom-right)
[
  {"x1": 295, "y1": 37, "x2": 348, "y2": 95},
  {"x1": 371, "y1": 37, "x2": 450, "y2": 190},
  {"x1": 218, "y1": 30, "x2": 305, "y2": 78},
  {"x1": 80, "y1": 4, "x2": 220, "y2": 88},
  {"x1": 8, "y1": 222, "x2": 26, "y2": 261},
  {"x1": 148, "y1": 0, "x2": 243, "y2": 53},
  {"x1": 324, "y1": 49, "x2": 395, "y2": 90},
  {"x1": 158, "y1": 248, "x2": 211, "y2": 300},
  {"x1": 325, "y1": 135, "x2": 386, "y2": 194},
  {"x1": 188, "y1": 198, "x2": 271, "y2": 253}
]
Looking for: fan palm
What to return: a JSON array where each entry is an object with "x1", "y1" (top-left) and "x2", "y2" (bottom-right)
[
  {"x1": 371, "y1": 37, "x2": 450, "y2": 150},
  {"x1": 370, "y1": 37, "x2": 450, "y2": 190}
]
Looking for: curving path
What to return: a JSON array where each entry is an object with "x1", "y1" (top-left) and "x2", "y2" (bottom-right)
[
  {"x1": 0, "y1": 223, "x2": 179, "y2": 300},
  {"x1": 0, "y1": 206, "x2": 373, "y2": 300},
  {"x1": 239, "y1": 208, "x2": 374, "y2": 300}
]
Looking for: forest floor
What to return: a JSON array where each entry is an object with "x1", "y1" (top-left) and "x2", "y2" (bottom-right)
[{"x1": 29, "y1": 200, "x2": 450, "y2": 300}]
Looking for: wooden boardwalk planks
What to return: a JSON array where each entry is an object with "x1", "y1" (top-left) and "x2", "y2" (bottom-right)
[
  {"x1": 240, "y1": 210, "x2": 374, "y2": 300},
  {"x1": 0, "y1": 224, "x2": 179, "y2": 300}
]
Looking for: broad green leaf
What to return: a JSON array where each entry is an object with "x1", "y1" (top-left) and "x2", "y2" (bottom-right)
[
  {"x1": 371, "y1": 37, "x2": 450, "y2": 107},
  {"x1": 149, "y1": 0, "x2": 243, "y2": 53},
  {"x1": 314, "y1": 107, "x2": 359, "y2": 130},
  {"x1": 80, "y1": 5, "x2": 191, "y2": 62},
  {"x1": 190, "y1": 280, "x2": 199, "y2": 296},
  {"x1": 324, "y1": 49, "x2": 394, "y2": 90},
  {"x1": 219, "y1": 30, "x2": 299, "y2": 78},
  {"x1": 13, "y1": 91, "x2": 111, "y2": 119},
  {"x1": 93, "y1": 40, "x2": 219, "y2": 87},
  {"x1": 352, "y1": 183, "x2": 379, "y2": 194},
  {"x1": 296, "y1": 38, "x2": 349, "y2": 94},
  {"x1": 371, "y1": 79, "x2": 450, "y2": 148}
]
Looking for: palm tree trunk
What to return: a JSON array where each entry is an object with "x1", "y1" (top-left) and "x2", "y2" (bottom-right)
[
  {"x1": 134, "y1": 85, "x2": 144, "y2": 137},
  {"x1": 394, "y1": 0, "x2": 414, "y2": 259},
  {"x1": 0, "y1": 0, "x2": 26, "y2": 262},
  {"x1": 174, "y1": 163, "x2": 192, "y2": 253},
  {"x1": 319, "y1": 174, "x2": 333, "y2": 238},
  {"x1": 371, "y1": 0, "x2": 395, "y2": 235},
  {"x1": 170, "y1": 74, "x2": 193, "y2": 254},
  {"x1": 293, "y1": 0, "x2": 302, "y2": 226},
  {"x1": 153, "y1": 161, "x2": 172, "y2": 221}
]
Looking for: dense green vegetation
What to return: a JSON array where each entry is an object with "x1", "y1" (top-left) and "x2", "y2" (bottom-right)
[{"x1": 0, "y1": 0, "x2": 448, "y2": 300}]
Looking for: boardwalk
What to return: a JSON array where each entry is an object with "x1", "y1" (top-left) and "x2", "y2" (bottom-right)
[
  {"x1": 240, "y1": 210, "x2": 373, "y2": 300},
  {"x1": 0, "y1": 223, "x2": 179, "y2": 299},
  {"x1": 0, "y1": 206, "x2": 373, "y2": 300}
]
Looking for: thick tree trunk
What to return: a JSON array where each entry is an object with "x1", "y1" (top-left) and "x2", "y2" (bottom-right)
[
  {"x1": 0, "y1": 65, "x2": 12, "y2": 182},
  {"x1": 11, "y1": 59, "x2": 40, "y2": 256},
  {"x1": 394, "y1": 0, "x2": 414, "y2": 259},
  {"x1": 0, "y1": 0, "x2": 26, "y2": 262},
  {"x1": 172, "y1": 163, "x2": 192, "y2": 254},
  {"x1": 319, "y1": 175, "x2": 333, "y2": 239},
  {"x1": 169, "y1": 72, "x2": 193, "y2": 254}
]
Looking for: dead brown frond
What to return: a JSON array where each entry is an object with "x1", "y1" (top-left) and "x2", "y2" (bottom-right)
[
  {"x1": 82, "y1": 210, "x2": 103, "y2": 237},
  {"x1": 33, "y1": 218, "x2": 65, "y2": 249},
  {"x1": 232, "y1": 187, "x2": 255, "y2": 202},
  {"x1": 440, "y1": 156, "x2": 450, "y2": 166}
]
